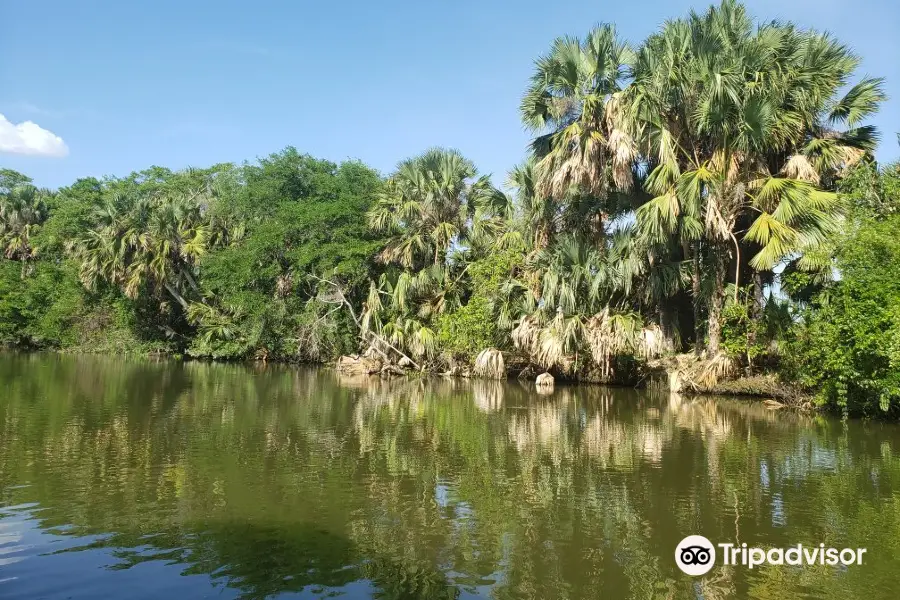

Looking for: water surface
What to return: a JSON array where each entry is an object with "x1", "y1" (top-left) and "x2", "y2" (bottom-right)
[{"x1": 1, "y1": 354, "x2": 899, "y2": 599}]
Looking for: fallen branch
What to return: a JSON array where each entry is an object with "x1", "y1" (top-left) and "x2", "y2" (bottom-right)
[{"x1": 308, "y1": 273, "x2": 421, "y2": 370}]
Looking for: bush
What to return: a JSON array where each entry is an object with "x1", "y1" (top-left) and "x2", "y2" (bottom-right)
[
  {"x1": 0, "y1": 259, "x2": 83, "y2": 348},
  {"x1": 436, "y1": 250, "x2": 523, "y2": 361},
  {"x1": 437, "y1": 295, "x2": 495, "y2": 360},
  {"x1": 785, "y1": 216, "x2": 900, "y2": 416}
]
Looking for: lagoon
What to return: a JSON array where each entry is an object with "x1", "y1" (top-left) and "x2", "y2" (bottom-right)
[{"x1": 1, "y1": 354, "x2": 899, "y2": 599}]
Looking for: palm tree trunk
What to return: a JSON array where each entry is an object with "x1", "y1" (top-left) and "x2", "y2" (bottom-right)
[
  {"x1": 745, "y1": 270, "x2": 766, "y2": 370},
  {"x1": 164, "y1": 282, "x2": 190, "y2": 310},
  {"x1": 692, "y1": 241, "x2": 704, "y2": 357},
  {"x1": 658, "y1": 305, "x2": 676, "y2": 353},
  {"x1": 752, "y1": 271, "x2": 766, "y2": 319},
  {"x1": 729, "y1": 232, "x2": 740, "y2": 302},
  {"x1": 707, "y1": 249, "x2": 726, "y2": 355}
]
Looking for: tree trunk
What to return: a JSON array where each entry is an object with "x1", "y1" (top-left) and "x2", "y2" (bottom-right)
[
  {"x1": 752, "y1": 271, "x2": 766, "y2": 319},
  {"x1": 707, "y1": 250, "x2": 726, "y2": 356},
  {"x1": 745, "y1": 270, "x2": 767, "y2": 373},
  {"x1": 658, "y1": 305, "x2": 677, "y2": 353},
  {"x1": 729, "y1": 232, "x2": 741, "y2": 303},
  {"x1": 692, "y1": 242, "x2": 704, "y2": 357}
]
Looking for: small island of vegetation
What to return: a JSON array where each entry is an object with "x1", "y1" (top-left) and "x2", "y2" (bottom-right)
[{"x1": 1, "y1": 0, "x2": 898, "y2": 417}]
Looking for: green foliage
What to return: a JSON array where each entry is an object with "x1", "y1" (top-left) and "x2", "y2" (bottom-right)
[
  {"x1": 36, "y1": 177, "x2": 104, "y2": 253},
  {"x1": 191, "y1": 151, "x2": 385, "y2": 361},
  {"x1": 0, "y1": 255, "x2": 169, "y2": 355},
  {"x1": 0, "y1": 169, "x2": 32, "y2": 194},
  {"x1": 202, "y1": 157, "x2": 383, "y2": 298},
  {"x1": 786, "y1": 216, "x2": 900, "y2": 416},
  {"x1": 368, "y1": 148, "x2": 508, "y2": 270},
  {"x1": 437, "y1": 295, "x2": 495, "y2": 360},
  {"x1": 0, "y1": 258, "x2": 82, "y2": 348},
  {"x1": 779, "y1": 264, "x2": 824, "y2": 305},
  {"x1": 838, "y1": 160, "x2": 900, "y2": 219},
  {"x1": 721, "y1": 301, "x2": 762, "y2": 363},
  {"x1": 1, "y1": 150, "x2": 384, "y2": 363},
  {"x1": 436, "y1": 249, "x2": 525, "y2": 360}
]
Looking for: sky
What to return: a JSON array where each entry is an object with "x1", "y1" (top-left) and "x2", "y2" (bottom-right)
[{"x1": 2, "y1": 0, "x2": 898, "y2": 190}]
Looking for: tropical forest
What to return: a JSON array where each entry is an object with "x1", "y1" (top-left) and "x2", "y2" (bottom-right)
[{"x1": 1, "y1": 0, "x2": 898, "y2": 417}]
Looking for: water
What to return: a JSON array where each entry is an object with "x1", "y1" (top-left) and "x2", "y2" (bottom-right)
[{"x1": 1, "y1": 354, "x2": 899, "y2": 599}]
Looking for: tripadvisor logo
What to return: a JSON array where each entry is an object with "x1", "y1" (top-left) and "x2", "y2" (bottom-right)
[
  {"x1": 675, "y1": 535, "x2": 867, "y2": 576},
  {"x1": 675, "y1": 535, "x2": 716, "y2": 576}
]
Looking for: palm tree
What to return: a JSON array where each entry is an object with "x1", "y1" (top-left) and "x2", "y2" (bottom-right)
[
  {"x1": 364, "y1": 149, "x2": 511, "y2": 363},
  {"x1": 520, "y1": 24, "x2": 637, "y2": 205},
  {"x1": 622, "y1": 0, "x2": 883, "y2": 353},
  {"x1": 0, "y1": 184, "x2": 51, "y2": 263},
  {"x1": 494, "y1": 234, "x2": 662, "y2": 379},
  {"x1": 367, "y1": 148, "x2": 504, "y2": 270},
  {"x1": 517, "y1": 21, "x2": 693, "y2": 359},
  {"x1": 507, "y1": 159, "x2": 558, "y2": 252},
  {"x1": 70, "y1": 190, "x2": 211, "y2": 311},
  {"x1": 360, "y1": 266, "x2": 464, "y2": 362}
]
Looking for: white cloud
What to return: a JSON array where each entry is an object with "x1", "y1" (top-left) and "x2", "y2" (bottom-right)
[{"x1": 0, "y1": 113, "x2": 69, "y2": 157}]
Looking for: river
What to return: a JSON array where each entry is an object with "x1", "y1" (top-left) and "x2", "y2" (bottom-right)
[{"x1": 1, "y1": 353, "x2": 898, "y2": 599}]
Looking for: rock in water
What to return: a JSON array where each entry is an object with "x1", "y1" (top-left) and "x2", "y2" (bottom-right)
[{"x1": 535, "y1": 372, "x2": 554, "y2": 388}]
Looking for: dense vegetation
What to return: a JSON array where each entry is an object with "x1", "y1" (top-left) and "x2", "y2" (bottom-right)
[{"x1": 0, "y1": 0, "x2": 896, "y2": 416}]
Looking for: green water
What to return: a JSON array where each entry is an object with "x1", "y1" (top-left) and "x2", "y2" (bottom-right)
[{"x1": 1, "y1": 354, "x2": 899, "y2": 599}]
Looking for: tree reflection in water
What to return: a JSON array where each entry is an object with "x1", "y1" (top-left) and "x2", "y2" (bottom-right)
[{"x1": 1, "y1": 354, "x2": 899, "y2": 599}]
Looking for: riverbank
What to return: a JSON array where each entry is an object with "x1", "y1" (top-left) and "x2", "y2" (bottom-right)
[
  {"x1": 335, "y1": 349, "x2": 818, "y2": 410},
  {"x1": 0, "y1": 345, "x2": 826, "y2": 419}
]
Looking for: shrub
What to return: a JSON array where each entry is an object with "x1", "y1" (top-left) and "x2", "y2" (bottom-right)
[
  {"x1": 436, "y1": 249, "x2": 523, "y2": 361},
  {"x1": 785, "y1": 216, "x2": 900, "y2": 416}
]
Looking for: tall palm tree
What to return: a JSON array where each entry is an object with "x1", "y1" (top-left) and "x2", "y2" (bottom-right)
[
  {"x1": 364, "y1": 149, "x2": 510, "y2": 362},
  {"x1": 367, "y1": 148, "x2": 504, "y2": 269},
  {"x1": 622, "y1": 0, "x2": 883, "y2": 353},
  {"x1": 520, "y1": 24, "x2": 637, "y2": 203}
]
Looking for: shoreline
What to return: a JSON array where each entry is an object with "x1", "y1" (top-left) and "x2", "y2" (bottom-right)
[{"x1": 3, "y1": 346, "x2": 818, "y2": 413}]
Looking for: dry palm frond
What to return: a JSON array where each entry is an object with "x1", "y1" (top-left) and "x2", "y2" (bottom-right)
[
  {"x1": 637, "y1": 324, "x2": 666, "y2": 359},
  {"x1": 536, "y1": 125, "x2": 610, "y2": 200},
  {"x1": 781, "y1": 154, "x2": 820, "y2": 184},
  {"x1": 511, "y1": 312, "x2": 578, "y2": 372},
  {"x1": 473, "y1": 348, "x2": 506, "y2": 380},
  {"x1": 672, "y1": 352, "x2": 739, "y2": 391},
  {"x1": 605, "y1": 94, "x2": 638, "y2": 190},
  {"x1": 608, "y1": 129, "x2": 637, "y2": 190},
  {"x1": 585, "y1": 309, "x2": 643, "y2": 380},
  {"x1": 694, "y1": 352, "x2": 737, "y2": 389},
  {"x1": 511, "y1": 314, "x2": 543, "y2": 355},
  {"x1": 710, "y1": 149, "x2": 741, "y2": 187}
]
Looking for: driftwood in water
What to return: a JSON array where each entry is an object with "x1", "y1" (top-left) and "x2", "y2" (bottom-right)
[{"x1": 337, "y1": 355, "x2": 382, "y2": 376}]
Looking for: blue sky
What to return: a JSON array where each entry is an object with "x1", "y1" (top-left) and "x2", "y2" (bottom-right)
[{"x1": 2, "y1": 0, "x2": 898, "y2": 189}]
